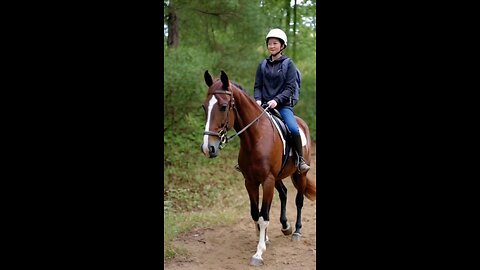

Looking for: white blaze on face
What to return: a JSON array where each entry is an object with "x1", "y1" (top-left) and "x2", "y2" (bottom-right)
[{"x1": 202, "y1": 95, "x2": 218, "y2": 156}]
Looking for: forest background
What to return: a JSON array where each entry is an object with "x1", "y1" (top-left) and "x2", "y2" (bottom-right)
[{"x1": 163, "y1": 0, "x2": 317, "y2": 259}]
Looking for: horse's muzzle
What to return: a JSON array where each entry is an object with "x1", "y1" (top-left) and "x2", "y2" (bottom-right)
[{"x1": 200, "y1": 142, "x2": 219, "y2": 158}]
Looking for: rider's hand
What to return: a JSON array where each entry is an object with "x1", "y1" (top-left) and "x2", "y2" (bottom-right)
[
  {"x1": 267, "y1": 100, "x2": 277, "y2": 109},
  {"x1": 256, "y1": 100, "x2": 262, "y2": 106}
]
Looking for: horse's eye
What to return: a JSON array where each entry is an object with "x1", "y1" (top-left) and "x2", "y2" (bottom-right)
[{"x1": 220, "y1": 105, "x2": 227, "y2": 112}]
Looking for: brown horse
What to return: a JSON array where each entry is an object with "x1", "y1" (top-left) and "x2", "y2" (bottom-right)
[{"x1": 201, "y1": 70, "x2": 316, "y2": 266}]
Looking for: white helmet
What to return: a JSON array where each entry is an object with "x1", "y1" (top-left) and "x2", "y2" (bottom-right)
[{"x1": 266, "y1": 28, "x2": 288, "y2": 47}]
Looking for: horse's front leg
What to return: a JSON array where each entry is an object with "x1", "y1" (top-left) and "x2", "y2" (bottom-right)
[
  {"x1": 250, "y1": 216, "x2": 269, "y2": 266},
  {"x1": 245, "y1": 179, "x2": 260, "y2": 223},
  {"x1": 244, "y1": 179, "x2": 264, "y2": 263},
  {"x1": 250, "y1": 178, "x2": 275, "y2": 266}
]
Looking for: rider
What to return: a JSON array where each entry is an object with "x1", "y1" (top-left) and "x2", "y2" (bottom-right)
[{"x1": 235, "y1": 28, "x2": 310, "y2": 174}]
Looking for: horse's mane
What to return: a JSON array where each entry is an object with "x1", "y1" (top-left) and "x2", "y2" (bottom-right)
[
  {"x1": 231, "y1": 81, "x2": 247, "y2": 93},
  {"x1": 211, "y1": 76, "x2": 253, "y2": 100}
]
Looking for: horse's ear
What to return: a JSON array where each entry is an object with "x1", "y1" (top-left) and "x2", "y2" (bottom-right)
[
  {"x1": 220, "y1": 70, "x2": 229, "y2": 90},
  {"x1": 204, "y1": 70, "x2": 213, "y2": 87}
]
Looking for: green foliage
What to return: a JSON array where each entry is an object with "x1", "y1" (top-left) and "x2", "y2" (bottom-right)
[
  {"x1": 294, "y1": 59, "x2": 316, "y2": 140},
  {"x1": 164, "y1": 134, "x2": 244, "y2": 212},
  {"x1": 163, "y1": 47, "x2": 219, "y2": 132}
]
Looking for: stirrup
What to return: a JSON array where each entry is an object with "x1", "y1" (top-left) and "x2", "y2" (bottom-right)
[
  {"x1": 297, "y1": 158, "x2": 310, "y2": 174},
  {"x1": 234, "y1": 164, "x2": 241, "y2": 172}
]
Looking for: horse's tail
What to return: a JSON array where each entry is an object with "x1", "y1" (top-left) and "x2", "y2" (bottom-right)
[{"x1": 304, "y1": 176, "x2": 316, "y2": 201}]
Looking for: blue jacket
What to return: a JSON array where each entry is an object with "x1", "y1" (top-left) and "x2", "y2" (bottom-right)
[{"x1": 253, "y1": 55, "x2": 297, "y2": 107}]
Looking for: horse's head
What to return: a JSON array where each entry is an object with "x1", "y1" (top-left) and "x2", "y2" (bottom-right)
[{"x1": 200, "y1": 70, "x2": 236, "y2": 158}]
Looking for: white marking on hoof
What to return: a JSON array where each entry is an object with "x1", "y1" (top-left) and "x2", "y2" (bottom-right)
[
  {"x1": 292, "y1": 232, "x2": 302, "y2": 241},
  {"x1": 252, "y1": 217, "x2": 269, "y2": 264},
  {"x1": 250, "y1": 256, "x2": 263, "y2": 266}
]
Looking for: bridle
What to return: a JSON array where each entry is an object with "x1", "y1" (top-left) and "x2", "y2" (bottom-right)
[
  {"x1": 203, "y1": 88, "x2": 236, "y2": 148},
  {"x1": 203, "y1": 86, "x2": 269, "y2": 149}
]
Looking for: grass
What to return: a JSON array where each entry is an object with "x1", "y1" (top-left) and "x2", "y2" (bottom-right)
[
  {"x1": 164, "y1": 137, "x2": 249, "y2": 260},
  {"x1": 164, "y1": 201, "x2": 248, "y2": 260}
]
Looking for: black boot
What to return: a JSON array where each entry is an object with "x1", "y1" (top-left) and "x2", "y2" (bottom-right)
[{"x1": 292, "y1": 134, "x2": 310, "y2": 173}]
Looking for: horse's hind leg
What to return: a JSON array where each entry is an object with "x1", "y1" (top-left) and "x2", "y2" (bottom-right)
[
  {"x1": 291, "y1": 173, "x2": 306, "y2": 241},
  {"x1": 275, "y1": 180, "x2": 292, "y2": 235}
]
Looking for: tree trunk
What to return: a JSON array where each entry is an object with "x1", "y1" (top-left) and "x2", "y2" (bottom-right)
[
  {"x1": 167, "y1": 10, "x2": 179, "y2": 48},
  {"x1": 285, "y1": 0, "x2": 290, "y2": 33},
  {"x1": 293, "y1": 0, "x2": 297, "y2": 59}
]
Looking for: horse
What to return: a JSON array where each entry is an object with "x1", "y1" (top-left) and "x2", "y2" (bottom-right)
[{"x1": 200, "y1": 70, "x2": 316, "y2": 266}]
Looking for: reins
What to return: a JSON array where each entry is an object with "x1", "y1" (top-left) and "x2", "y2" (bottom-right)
[{"x1": 222, "y1": 106, "x2": 269, "y2": 147}]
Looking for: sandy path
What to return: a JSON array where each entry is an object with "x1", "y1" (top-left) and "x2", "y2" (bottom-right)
[{"x1": 165, "y1": 146, "x2": 317, "y2": 269}]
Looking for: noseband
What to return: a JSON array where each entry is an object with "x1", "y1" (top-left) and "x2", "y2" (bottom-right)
[{"x1": 203, "y1": 88, "x2": 235, "y2": 148}]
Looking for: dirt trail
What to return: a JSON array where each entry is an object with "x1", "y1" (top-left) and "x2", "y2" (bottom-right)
[{"x1": 164, "y1": 146, "x2": 317, "y2": 269}]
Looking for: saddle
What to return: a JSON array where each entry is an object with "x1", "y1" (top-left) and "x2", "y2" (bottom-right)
[{"x1": 266, "y1": 108, "x2": 295, "y2": 176}]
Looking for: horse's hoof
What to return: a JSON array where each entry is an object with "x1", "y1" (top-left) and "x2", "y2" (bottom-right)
[
  {"x1": 249, "y1": 256, "x2": 263, "y2": 266},
  {"x1": 281, "y1": 223, "x2": 293, "y2": 235},
  {"x1": 292, "y1": 232, "x2": 302, "y2": 241}
]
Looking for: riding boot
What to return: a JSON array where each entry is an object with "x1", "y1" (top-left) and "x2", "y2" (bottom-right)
[{"x1": 292, "y1": 134, "x2": 310, "y2": 173}]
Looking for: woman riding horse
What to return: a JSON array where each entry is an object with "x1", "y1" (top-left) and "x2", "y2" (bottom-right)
[
  {"x1": 201, "y1": 70, "x2": 315, "y2": 266},
  {"x1": 253, "y1": 28, "x2": 310, "y2": 173}
]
